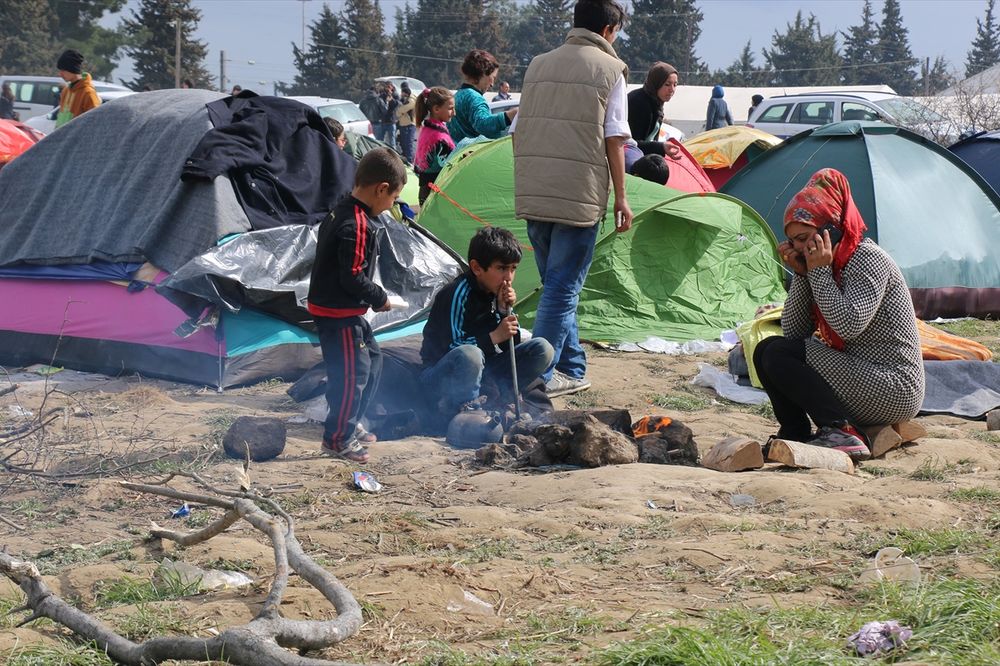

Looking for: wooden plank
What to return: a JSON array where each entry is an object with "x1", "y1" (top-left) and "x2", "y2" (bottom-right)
[
  {"x1": 987, "y1": 410, "x2": 1000, "y2": 432},
  {"x1": 766, "y1": 438, "x2": 855, "y2": 475},
  {"x1": 701, "y1": 437, "x2": 764, "y2": 472},
  {"x1": 892, "y1": 420, "x2": 927, "y2": 443},
  {"x1": 863, "y1": 425, "x2": 904, "y2": 458}
]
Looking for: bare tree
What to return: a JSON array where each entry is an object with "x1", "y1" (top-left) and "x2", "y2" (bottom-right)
[{"x1": 1, "y1": 469, "x2": 364, "y2": 666}]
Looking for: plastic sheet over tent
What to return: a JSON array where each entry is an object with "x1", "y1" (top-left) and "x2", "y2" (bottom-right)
[
  {"x1": 157, "y1": 212, "x2": 464, "y2": 332},
  {"x1": 721, "y1": 121, "x2": 1000, "y2": 318},
  {"x1": 417, "y1": 136, "x2": 786, "y2": 343}
]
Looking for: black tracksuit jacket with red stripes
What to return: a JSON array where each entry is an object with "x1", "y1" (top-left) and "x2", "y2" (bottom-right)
[{"x1": 307, "y1": 196, "x2": 387, "y2": 318}]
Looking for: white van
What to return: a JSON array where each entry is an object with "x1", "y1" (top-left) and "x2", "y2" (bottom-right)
[{"x1": 0, "y1": 75, "x2": 131, "y2": 120}]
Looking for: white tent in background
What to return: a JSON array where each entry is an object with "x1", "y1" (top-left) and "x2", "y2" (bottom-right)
[{"x1": 938, "y1": 62, "x2": 1000, "y2": 96}]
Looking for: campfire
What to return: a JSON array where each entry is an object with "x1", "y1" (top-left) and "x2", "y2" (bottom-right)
[{"x1": 475, "y1": 409, "x2": 699, "y2": 469}]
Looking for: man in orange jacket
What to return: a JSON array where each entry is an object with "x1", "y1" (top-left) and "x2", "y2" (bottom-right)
[{"x1": 55, "y1": 49, "x2": 100, "y2": 128}]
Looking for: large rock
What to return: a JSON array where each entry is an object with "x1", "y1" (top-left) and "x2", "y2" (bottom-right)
[
  {"x1": 222, "y1": 416, "x2": 286, "y2": 462},
  {"x1": 566, "y1": 415, "x2": 639, "y2": 467}
]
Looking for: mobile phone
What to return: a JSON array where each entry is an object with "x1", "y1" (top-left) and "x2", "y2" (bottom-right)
[{"x1": 818, "y1": 223, "x2": 843, "y2": 245}]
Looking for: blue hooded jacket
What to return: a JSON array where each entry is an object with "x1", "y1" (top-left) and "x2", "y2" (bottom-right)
[{"x1": 706, "y1": 85, "x2": 733, "y2": 130}]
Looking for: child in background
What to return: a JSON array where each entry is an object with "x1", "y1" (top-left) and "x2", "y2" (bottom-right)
[
  {"x1": 630, "y1": 153, "x2": 670, "y2": 185},
  {"x1": 414, "y1": 87, "x2": 455, "y2": 205},
  {"x1": 324, "y1": 117, "x2": 348, "y2": 149},
  {"x1": 307, "y1": 148, "x2": 407, "y2": 463}
]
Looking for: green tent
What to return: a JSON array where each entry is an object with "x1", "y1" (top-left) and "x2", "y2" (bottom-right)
[
  {"x1": 721, "y1": 121, "x2": 1000, "y2": 318},
  {"x1": 417, "y1": 137, "x2": 786, "y2": 343},
  {"x1": 343, "y1": 131, "x2": 421, "y2": 206}
]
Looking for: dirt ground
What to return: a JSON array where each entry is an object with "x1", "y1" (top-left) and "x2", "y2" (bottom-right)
[{"x1": 1, "y1": 338, "x2": 998, "y2": 664}]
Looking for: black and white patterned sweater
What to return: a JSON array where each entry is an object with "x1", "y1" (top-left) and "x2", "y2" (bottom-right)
[{"x1": 781, "y1": 239, "x2": 925, "y2": 425}]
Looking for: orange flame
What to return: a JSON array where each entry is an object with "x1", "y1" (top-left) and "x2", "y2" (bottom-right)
[{"x1": 632, "y1": 415, "x2": 673, "y2": 437}]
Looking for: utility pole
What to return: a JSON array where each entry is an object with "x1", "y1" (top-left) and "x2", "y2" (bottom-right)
[
  {"x1": 300, "y1": 0, "x2": 309, "y2": 51},
  {"x1": 923, "y1": 56, "x2": 930, "y2": 96},
  {"x1": 220, "y1": 49, "x2": 226, "y2": 93},
  {"x1": 174, "y1": 18, "x2": 182, "y2": 88}
]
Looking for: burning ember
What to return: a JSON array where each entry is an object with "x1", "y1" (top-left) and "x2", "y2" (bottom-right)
[{"x1": 632, "y1": 415, "x2": 673, "y2": 437}]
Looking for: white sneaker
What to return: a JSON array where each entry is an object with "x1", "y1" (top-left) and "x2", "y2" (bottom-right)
[{"x1": 544, "y1": 371, "x2": 591, "y2": 398}]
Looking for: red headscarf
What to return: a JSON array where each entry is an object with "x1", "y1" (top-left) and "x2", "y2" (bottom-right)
[{"x1": 783, "y1": 168, "x2": 868, "y2": 350}]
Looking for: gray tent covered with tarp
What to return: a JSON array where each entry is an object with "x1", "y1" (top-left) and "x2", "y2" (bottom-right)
[{"x1": 0, "y1": 90, "x2": 461, "y2": 387}]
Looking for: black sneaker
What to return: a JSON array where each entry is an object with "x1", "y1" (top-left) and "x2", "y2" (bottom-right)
[{"x1": 808, "y1": 426, "x2": 870, "y2": 461}]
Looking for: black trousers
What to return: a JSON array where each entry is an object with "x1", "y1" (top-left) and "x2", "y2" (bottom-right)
[
  {"x1": 316, "y1": 315, "x2": 382, "y2": 443},
  {"x1": 752, "y1": 336, "x2": 851, "y2": 441}
]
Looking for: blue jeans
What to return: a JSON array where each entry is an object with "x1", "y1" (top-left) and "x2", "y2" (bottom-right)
[
  {"x1": 378, "y1": 122, "x2": 397, "y2": 150},
  {"x1": 420, "y1": 338, "x2": 554, "y2": 413},
  {"x1": 526, "y1": 220, "x2": 600, "y2": 381},
  {"x1": 398, "y1": 124, "x2": 416, "y2": 164}
]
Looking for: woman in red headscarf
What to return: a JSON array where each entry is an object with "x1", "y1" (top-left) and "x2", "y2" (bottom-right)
[{"x1": 753, "y1": 168, "x2": 924, "y2": 460}]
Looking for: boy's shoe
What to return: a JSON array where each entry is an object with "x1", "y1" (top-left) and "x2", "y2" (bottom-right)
[
  {"x1": 544, "y1": 371, "x2": 591, "y2": 398},
  {"x1": 807, "y1": 425, "x2": 870, "y2": 461},
  {"x1": 355, "y1": 423, "x2": 377, "y2": 444},
  {"x1": 320, "y1": 436, "x2": 370, "y2": 463}
]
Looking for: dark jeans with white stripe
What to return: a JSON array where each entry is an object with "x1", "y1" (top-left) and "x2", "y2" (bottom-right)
[
  {"x1": 752, "y1": 336, "x2": 852, "y2": 441},
  {"x1": 317, "y1": 315, "x2": 382, "y2": 443}
]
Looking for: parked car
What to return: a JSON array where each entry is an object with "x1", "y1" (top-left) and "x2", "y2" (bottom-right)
[
  {"x1": 0, "y1": 75, "x2": 131, "y2": 120},
  {"x1": 747, "y1": 91, "x2": 958, "y2": 143},
  {"x1": 25, "y1": 90, "x2": 134, "y2": 135},
  {"x1": 375, "y1": 76, "x2": 425, "y2": 96},
  {"x1": 288, "y1": 96, "x2": 373, "y2": 137}
]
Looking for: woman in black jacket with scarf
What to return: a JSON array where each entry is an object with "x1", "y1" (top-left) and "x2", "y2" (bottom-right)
[{"x1": 627, "y1": 62, "x2": 680, "y2": 158}]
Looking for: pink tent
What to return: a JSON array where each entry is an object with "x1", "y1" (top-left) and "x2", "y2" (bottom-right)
[{"x1": 664, "y1": 139, "x2": 715, "y2": 194}]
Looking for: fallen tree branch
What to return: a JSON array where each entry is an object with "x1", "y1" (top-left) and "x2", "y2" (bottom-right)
[{"x1": 2, "y1": 473, "x2": 366, "y2": 665}]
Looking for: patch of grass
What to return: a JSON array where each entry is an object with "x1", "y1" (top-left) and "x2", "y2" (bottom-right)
[
  {"x1": 203, "y1": 409, "x2": 241, "y2": 447},
  {"x1": 11, "y1": 498, "x2": 47, "y2": 520},
  {"x1": 417, "y1": 643, "x2": 538, "y2": 666},
  {"x1": 564, "y1": 389, "x2": 606, "y2": 409},
  {"x1": 183, "y1": 510, "x2": 214, "y2": 528},
  {"x1": 456, "y1": 538, "x2": 520, "y2": 563},
  {"x1": 235, "y1": 377, "x2": 287, "y2": 395},
  {"x1": 34, "y1": 539, "x2": 135, "y2": 575},
  {"x1": 523, "y1": 606, "x2": 609, "y2": 637},
  {"x1": 5, "y1": 641, "x2": 115, "y2": 666},
  {"x1": 969, "y1": 430, "x2": 1000, "y2": 445},
  {"x1": 114, "y1": 603, "x2": 189, "y2": 641},
  {"x1": 866, "y1": 527, "x2": 990, "y2": 558},
  {"x1": 908, "y1": 458, "x2": 954, "y2": 482},
  {"x1": 94, "y1": 569, "x2": 201, "y2": 608},
  {"x1": 201, "y1": 557, "x2": 258, "y2": 573},
  {"x1": 949, "y1": 486, "x2": 1000, "y2": 503},
  {"x1": 862, "y1": 464, "x2": 900, "y2": 477},
  {"x1": 741, "y1": 401, "x2": 775, "y2": 420},
  {"x1": 648, "y1": 390, "x2": 712, "y2": 412},
  {"x1": 594, "y1": 578, "x2": 1000, "y2": 666}
]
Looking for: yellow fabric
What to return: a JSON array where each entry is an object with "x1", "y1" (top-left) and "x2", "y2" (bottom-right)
[
  {"x1": 683, "y1": 126, "x2": 782, "y2": 169},
  {"x1": 736, "y1": 306, "x2": 784, "y2": 388},
  {"x1": 917, "y1": 320, "x2": 993, "y2": 361}
]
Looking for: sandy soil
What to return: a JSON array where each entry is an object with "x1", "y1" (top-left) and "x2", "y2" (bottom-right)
[{"x1": 1, "y1": 346, "x2": 998, "y2": 664}]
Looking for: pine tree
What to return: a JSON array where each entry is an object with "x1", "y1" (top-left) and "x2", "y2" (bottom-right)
[
  {"x1": 714, "y1": 41, "x2": 771, "y2": 87},
  {"x1": 284, "y1": 4, "x2": 350, "y2": 97},
  {"x1": 505, "y1": 0, "x2": 571, "y2": 87},
  {"x1": 875, "y1": 0, "x2": 917, "y2": 94},
  {"x1": 965, "y1": 0, "x2": 1000, "y2": 77},
  {"x1": 763, "y1": 11, "x2": 841, "y2": 86},
  {"x1": 841, "y1": 0, "x2": 879, "y2": 85},
  {"x1": 393, "y1": 0, "x2": 511, "y2": 89},
  {"x1": 919, "y1": 55, "x2": 955, "y2": 95},
  {"x1": 0, "y1": 0, "x2": 58, "y2": 75},
  {"x1": 340, "y1": 0, "x2": 394, "y2": 100},
  {"x1": 121, "y1": 0, "x2": 211, "y2": 90},
  {"x1": 48, "y1": 0, "x2": 127, "y2": 80},
  {"x1": 619, "y1": 0, "x2": 703, "y2": 83}
]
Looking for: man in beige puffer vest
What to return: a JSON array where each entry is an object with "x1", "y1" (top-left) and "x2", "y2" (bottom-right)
[{"x1": 512, "y1": 0, "x2": 632, "y2": 398}]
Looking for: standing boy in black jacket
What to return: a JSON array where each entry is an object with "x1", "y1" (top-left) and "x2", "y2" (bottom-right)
[{"x1": 307, "y1": 148, "x2": 407, "y2": 463}]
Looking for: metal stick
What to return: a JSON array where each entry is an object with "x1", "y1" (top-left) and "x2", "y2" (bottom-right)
[{"x1": 506, "y1": 304, "x2": 522, "y2": 420}]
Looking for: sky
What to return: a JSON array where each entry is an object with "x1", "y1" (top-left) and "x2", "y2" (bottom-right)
[{"x1": 104, "y1": 0, "x2": 990, "y2": 92}]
